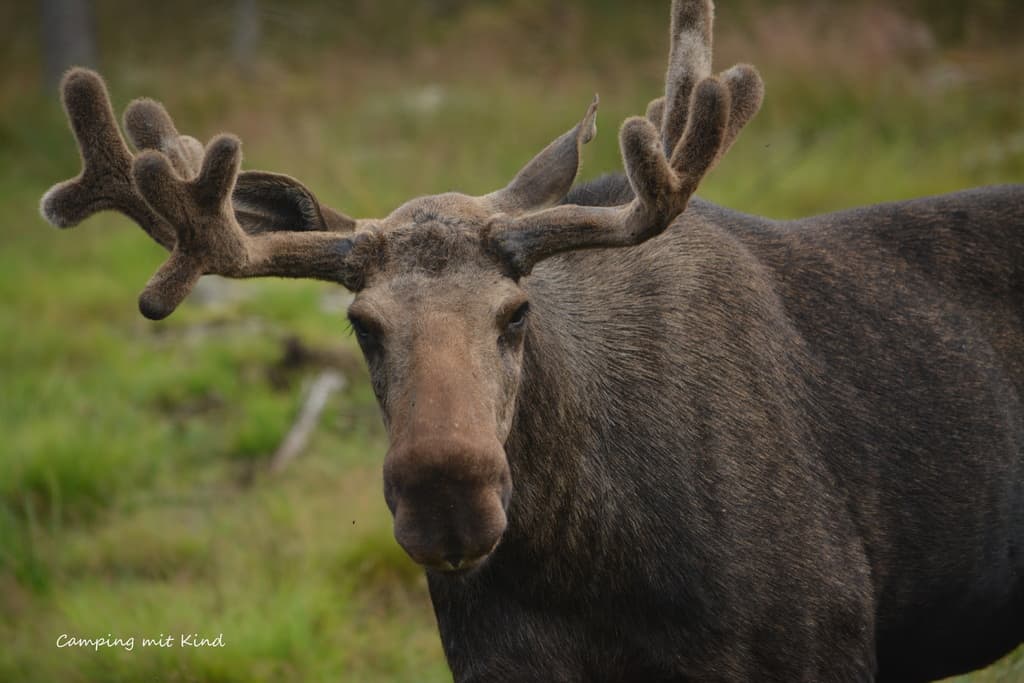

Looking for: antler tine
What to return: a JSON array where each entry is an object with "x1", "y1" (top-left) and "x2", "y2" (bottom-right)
[
  {"x1": 646, "y1": 83, "x2": 762, "y2": 171},
  {"x1": 716, "y1": 63, "x2": 764, "y2": 166},
  {"x1": 39, "y1": 68, "x2": 177, "y2": 249},
  {"x1": 648, "y1": 2, "x2": 764, "y2": 168},
  {"x1": 131, "y1": 136, "x2": 374, "y2": 320},
  {"x1": 645, "y1": 97, "x2": 666, "y2": 130},
  {"x1": 661, "y1": 0, "x2": 714, "y2": 157},
  {"x1": 123, "y1": 98, "x2": 205, "y2": 179}
]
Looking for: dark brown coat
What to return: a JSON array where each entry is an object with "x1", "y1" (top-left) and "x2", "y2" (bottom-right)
[{"x1": 425, "y1": 182, "x2": 1023, "y2": 681}]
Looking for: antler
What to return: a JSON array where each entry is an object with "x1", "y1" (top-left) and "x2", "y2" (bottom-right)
[
  {"x1": 486, "y1": 0, "x2": 763, "y2": 276},
  {"x1": 40, "y1": 68, "x2": 374, "y2": 320},
  {"x1": 39, "y1": 69, "x2": 191, "y2": 250},
  {"x1": 132, "y1": 135, "x2": 379, "y2": 319}
]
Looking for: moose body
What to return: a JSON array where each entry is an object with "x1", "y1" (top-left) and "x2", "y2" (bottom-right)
[
  {"x1": 40, "y1": 0, "x2": 1023, "y2": 679},
  {"x1": 429, "y1": 184, "x2": 1024, "y2": 681}
]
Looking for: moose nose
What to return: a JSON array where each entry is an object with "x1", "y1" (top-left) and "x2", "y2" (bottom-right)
[
  {"x1": 384, "y1": 436, "x2": 511, "y2": 572},
  {"x1": 390, "y1": 488, "x2": 508, "y2": 572}
]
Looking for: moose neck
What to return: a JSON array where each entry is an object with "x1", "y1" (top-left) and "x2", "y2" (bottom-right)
[
  {"x1": 499, "y1": 238, "x2": 704, "y2": 564},
  {"x1": 495, "y1": 197, "x2": 804, "y2": 573},
  {"x1": 501, "y1": 299, "x2": 592, "y2": 542}
]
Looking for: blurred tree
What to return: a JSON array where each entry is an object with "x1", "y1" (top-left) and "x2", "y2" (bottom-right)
[
  {"x1": 232, "y1": 0, "x2": 261, "y2": 75},
  {"x1": 39, "y1": 0, "x2": 96, "y2": 90},
  {"x1": 424, "y1": 0, "x2": 465, "y2": 18},
  {"x1": 894, "y1": 0, "x2": 1023, "y2": 44}
]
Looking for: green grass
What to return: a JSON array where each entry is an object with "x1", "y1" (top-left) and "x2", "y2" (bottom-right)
[{"x1": 0, "y1": 1, "x2": 1022, "y2": 681}]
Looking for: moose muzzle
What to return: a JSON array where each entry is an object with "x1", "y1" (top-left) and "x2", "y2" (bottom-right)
[{"x1": 383, "y1": 435, "x2": 511, "y2": 573}]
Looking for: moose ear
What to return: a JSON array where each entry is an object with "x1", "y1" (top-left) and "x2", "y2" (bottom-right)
[
  {"x1": 481, "y1": 96, "x2": 599, "y2": 215},
  {"x1": 232, "y1": 171, "x2": 356, "y2": 234}
]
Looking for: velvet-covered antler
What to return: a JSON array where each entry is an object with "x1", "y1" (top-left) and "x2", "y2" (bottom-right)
[
  {"x1": 39, "y1": 69, "x2": 189, "y2": 250},
  {"x1": 41, "y1": 0, "x2": 762, "y2": 315},
  {"x1": 40, "y1": 68, "x2": 374, "y2": 320},
  {"x1": 130, "y1": 135, "x2": 374, "y2": 319},
  {"x1": 486, "y1": 0, "x2": 764, "y2": 276}
]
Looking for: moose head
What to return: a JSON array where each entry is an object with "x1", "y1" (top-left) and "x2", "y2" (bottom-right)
[{"x1": 40, "y1": 0, "x2": 763, "y2": 573}]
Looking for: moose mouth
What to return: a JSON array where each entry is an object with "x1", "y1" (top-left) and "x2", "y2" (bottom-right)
[{"x1": 422, "y1": 542, "x2": 500, "y2": 575}]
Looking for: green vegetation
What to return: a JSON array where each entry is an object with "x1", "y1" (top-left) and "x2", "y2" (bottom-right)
[{"x1": 1, "y1": 2, "x2": 1021, "y2": 681}]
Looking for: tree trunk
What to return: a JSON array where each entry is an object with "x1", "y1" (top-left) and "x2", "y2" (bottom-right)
[
  {"x1": 232, "y1": 0, "x2": 261, "y2": 75},
  {"x1": 39, "y1": 0, "x2": 97, "y2": 90}
]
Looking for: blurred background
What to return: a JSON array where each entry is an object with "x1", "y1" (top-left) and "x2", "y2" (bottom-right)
[{"x1": 1, "y1": 1, "x2": 1022, "y2": 681}]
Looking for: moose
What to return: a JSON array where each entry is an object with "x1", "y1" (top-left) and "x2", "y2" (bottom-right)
[{"x1": 40, "y1": 1, "x2": 1022, "y2": 680}]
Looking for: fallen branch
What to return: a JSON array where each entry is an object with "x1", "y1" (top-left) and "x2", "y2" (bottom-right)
[{"x1": 269, "y1": 369, "x2": 346, "y2": 474}]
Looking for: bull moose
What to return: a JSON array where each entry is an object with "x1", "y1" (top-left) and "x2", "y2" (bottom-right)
[{"x1": 40, "y1": 0, "x2": 1023, "y2": 680}]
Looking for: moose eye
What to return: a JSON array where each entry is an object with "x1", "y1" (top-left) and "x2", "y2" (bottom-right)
[
  {"x1": 348, "y1": 314, "x2": 377, "y2": 346},
  {"x1": 505, "y1": 302, "x2": 530, "y2": 332}
]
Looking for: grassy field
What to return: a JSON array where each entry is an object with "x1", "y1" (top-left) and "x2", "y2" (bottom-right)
[{"x1": 1, "y1": 2, "x2": 1022, "y2": 681}]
